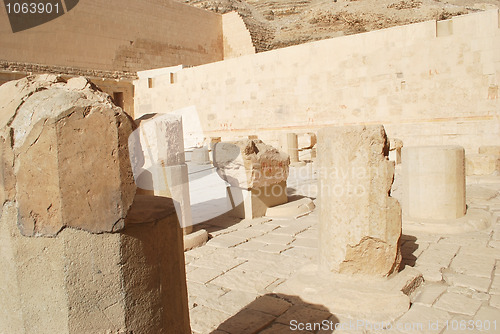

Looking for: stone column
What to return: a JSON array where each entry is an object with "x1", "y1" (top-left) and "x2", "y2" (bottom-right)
[
  {"x1": 0, "y1": 75, "x2": 191, "y2": 334},
  {"x1": 402, "y1": 146, "x2": 466, "y2": 220},
  {"x1": 132, "y1": 113, "x2": 193, "y2": 234},
  {"x1": 287, "y1": 133, "x2": 299, "y2": 163},
  {"x1": 318, "y1": 125, "x2": 401, "y2": 276}
]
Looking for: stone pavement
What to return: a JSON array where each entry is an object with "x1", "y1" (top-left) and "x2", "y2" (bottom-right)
[{"x1": 185, "y1": 164, "x2": 500, "y2": 334}]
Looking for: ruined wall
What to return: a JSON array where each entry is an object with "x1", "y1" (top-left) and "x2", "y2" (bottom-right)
[
  {"x1": 222, "y1": 12, "x2": 255, "y2": 59},
  {"x1": 134, "y1": 10, "x2": 500, "y2": 153},
  {"x1": 0, "y1": 0, "x2": 224, "y2": 72}
]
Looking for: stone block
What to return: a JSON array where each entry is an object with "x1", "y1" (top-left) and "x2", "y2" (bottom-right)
[
  {"x1": 318, "y1": 125, "x2": 401, "y2": 276},
  {"x1": 402, "y1": 146, "x2": 466, "y2": 220},
  {"x1": 130, "y1": 113, "x2": 186, "y2": 183},
  {"x1": 191, "y1": 146, "x2": 211, "y2": 164},
  {"x1": 228, "y1": 181, "x2": 288, "y2": 219},
  {"x1": 0, "y1": 75, "x2": 136, "y2": 236},
  {"x1": 214, "y1": 139, "x2": 289, "y2": 189},
  {"x1": 466, "y1": 153, "x2": 500, "y2": 175},
  {"x1": 130, "y1": 113, "x2": 192, "y2": 231}
]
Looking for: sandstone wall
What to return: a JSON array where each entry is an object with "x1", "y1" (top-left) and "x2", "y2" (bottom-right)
[
  {"x1": 0, "y1": 0, "x2": 224, "y2": 72},
  {"x1": 134, "y1": 10, "x2": 500, "y2": 153},
  {"x1": 222, "y1": 12, "x2": 255, "y2": 59}
]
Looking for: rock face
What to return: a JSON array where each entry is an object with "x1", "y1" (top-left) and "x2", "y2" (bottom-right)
[
  {"x1": 0, "y1": 74, "x2": 136, "y2": 236},
  {"x1": 214, "y1": 139, "x2": 289, "y2": 189},
  {"x1": 318, "y1": 125, "x2": 401, "y2": 277}
]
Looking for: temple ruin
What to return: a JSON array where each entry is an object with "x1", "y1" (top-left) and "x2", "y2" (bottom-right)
[{"x1": 0, "y1": 1, "x2": 499, "y2": 333}]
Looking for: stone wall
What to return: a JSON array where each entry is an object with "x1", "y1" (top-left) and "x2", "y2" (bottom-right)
[
  {"x1": 0, "y1": 0, "x2": 224, "y2": 72},
  {"x1": 222, "y1": 12, "x2": 255, "y2": 59},
  {"x1": 134, "y1": 10, "x2": 500, "y2": 154}
]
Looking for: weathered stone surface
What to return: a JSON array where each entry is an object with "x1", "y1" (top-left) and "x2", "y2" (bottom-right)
[
  {"x1": 0, "y1": 75, "x2": 136, "y2": 236},
  {"x1": 0, "y1": 77, "x2": 192, "y2": 334},
  {"x1": 0, "y1": 195, "x2": 191, "y2": 334},
  {"x1": 214, "y1": 139, "x2": 289, "y2": 189},
  {"x1": 390, "y1": 138, "x2": 403, "y2": 150},
  {"x1": 131, "y1": 113, "x2": 185, "y2": 174},
  {"x1": 318, "y1": 125, "x2": 401, "y2": 276},
  {"x1": 466, "y1": 153, "x2": 500, "y2": 176},
  {"x1": 228, "y1": 181, "x2": 288, "y2": 219},
  {"x1": 434, "y1": 292, "x2": 482, "y2": 316}
]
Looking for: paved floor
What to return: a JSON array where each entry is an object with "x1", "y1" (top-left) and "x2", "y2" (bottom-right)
[{"x1": 185, "y1": 164, "x2": 500, "y2": 334}]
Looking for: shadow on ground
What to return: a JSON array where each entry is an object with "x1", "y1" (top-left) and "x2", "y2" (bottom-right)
[
  {"x1": 210, "y1": 293, "x2": 340, "y2": 334},
  {"x1": 192, "y1": 187, "x2": 315, "y2": 236},
  {"x1": 399, "y1": 234, "x2": 419, "y2": 269}
]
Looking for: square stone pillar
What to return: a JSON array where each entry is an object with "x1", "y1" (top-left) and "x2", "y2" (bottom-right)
[
  {"x1": 0, "y1": 196, "x2": 191, "y2": 334},
  {"x1": 0, "y1": 75, "x2": 191, "y2": 333},
  {"x1": 132, "y1": 113, "x2": 193, "y2": 234},
  {"x1": 318, "y1": 125, "x2": 401, "y2": 276}
]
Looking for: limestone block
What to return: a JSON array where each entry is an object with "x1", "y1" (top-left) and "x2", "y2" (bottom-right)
[
  {"x1": 228, "y1": 181, "x2": 288, "y2": 219},
  {"x1": 318, "y1": 125, "x2": 401, "y2": 276},
  {"x1": 0, "y1": 75, "x2": 136, "y2": 236},
  {"x1": 192, "y1": 146, "x2": 211, "y2": 164},
  {"x1": 402, "y1": 146, "x2": 466, "y2": 220},
  {"x1": 479, "y1": 145, "x2": 500, "y2": 155},
  {"x1": 132, "y1": 113, "x2": 185, "y2": 171},
  {"x1": 466, "y1": 153, "x2": 500, "y2": 175},
  {"x1": 213, "y1": 139, "x2": 289, "y2": 189}
]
